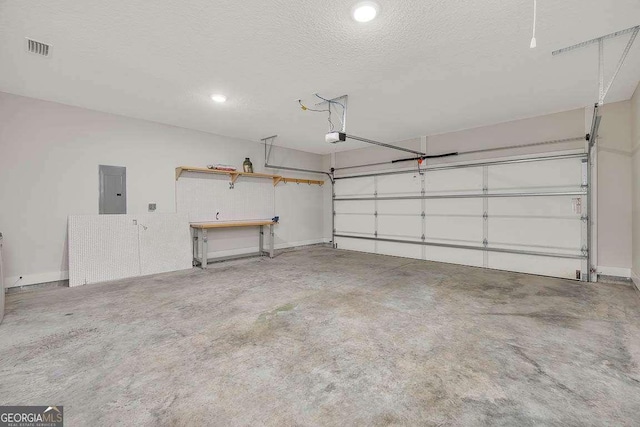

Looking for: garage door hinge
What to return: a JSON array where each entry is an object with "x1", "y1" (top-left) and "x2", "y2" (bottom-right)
[
  {"x1": 483, "y1": 239, "x2": 488, "y2": 247},
  {"x1": 374, "y1": 191, "x2": 378, "y2": 197},
  {"x1": 483, "y1": 212, "x2": 488, "y2": 219},
  {"x1": 374, "y1": 211, "x2": 378, "y2": 217},
  {"x1": 483, "y1": 186, "x2": 488, "y2": 193},
  {"x1": 581, "y1": 246, "x2": 589, "y2": 256},
  {"x1": 374, "y1": 231, "x2": 378, "y2": 237},
  {"x1": 580, "y1": 215, "x2": 588, "y2": 222},
  {"x1": 421, "y1": 211, "x2": 425, "y2": 217},
  {"x1": 421, "y1": 189, "x2": 426, "y2": 195},
  {"x1": 229, "y1": 182, "x2": 235, "y2": 190},
  {"x1": 421, "y1": 234, "x2": 425, "y2": 241}
]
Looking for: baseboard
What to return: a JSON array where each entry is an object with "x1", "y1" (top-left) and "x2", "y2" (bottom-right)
[
  {"x1": 5, "y1": 270, "x2": 69, "y2": 289},
  {"x1": 597, "y1": 266, "x2": 631, "y2": 279},
  {"x1": 3, "y1": 239, "x2": 332, "y2": 289},
  {"x1": 633, "y1": 271, "x2": 640, "y2": 292},
  {"x1": 6, "y1": 280, "x2": 69, "y2": 294}
]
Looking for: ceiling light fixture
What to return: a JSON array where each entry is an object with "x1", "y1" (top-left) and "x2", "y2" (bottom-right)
[
  {"x1": 352, "y1": 2, "x2": 378, "y2": 23},
  {"x1": 211, "y1": 94, "x2": 227, "y2": 103}
]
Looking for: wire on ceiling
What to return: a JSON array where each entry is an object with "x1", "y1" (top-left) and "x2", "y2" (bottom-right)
[
  {"x1": 298, "y1": 98, "x2": 338, "y2": 132},
  {"x1": 315, "y1": 94, "x2": 345, "y2": 130}
]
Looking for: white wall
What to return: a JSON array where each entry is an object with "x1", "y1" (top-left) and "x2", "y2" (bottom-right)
[
  {"x1": 596, "y1": 101, "x2": 633, "y2": 277},
  {"x1": 631, "y1": 83, "x2": 640, "y2": 289},
  {"x1": 328, "y1": 105, "x2": 635, "y2": 278},
  {"x1": 0, "y1": 91, "x2": 327, "y2": 288}
]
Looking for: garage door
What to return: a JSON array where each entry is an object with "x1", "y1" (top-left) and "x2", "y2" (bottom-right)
[{"x1": 333, "y1": 153, "x2": 589, "y2": 280}]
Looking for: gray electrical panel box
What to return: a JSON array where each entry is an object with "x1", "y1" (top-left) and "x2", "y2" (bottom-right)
[{"x1": 99, "y1": 165, "x2": 127, "y2": 214}]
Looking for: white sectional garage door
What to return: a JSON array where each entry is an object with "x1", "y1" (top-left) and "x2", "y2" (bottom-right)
[{"x1": 334, "y1": 153, "x2": 588, "y2": 280}]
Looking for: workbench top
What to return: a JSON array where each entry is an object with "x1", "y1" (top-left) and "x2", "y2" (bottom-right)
[{"x1": 190, "y1": 220, "x2": 276, "y2": 229}]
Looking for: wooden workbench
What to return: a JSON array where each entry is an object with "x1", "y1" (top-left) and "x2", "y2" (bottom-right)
[{"x1": 190, "y1": 221, "x2": 277, "y2": 268}]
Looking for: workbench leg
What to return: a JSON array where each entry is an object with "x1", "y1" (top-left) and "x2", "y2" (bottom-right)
[
  {"x1": 269, "y1": 224, "x2": 274, "y2": 258},
  {"x1": 192, "y1": 229, "x2": 197, "y2": 266},
  {"x1": 259, "y1": 225, "x2": 264, "y2": 256},
  {"x1": 199, "y1": 229, "x2": 208, "y2": 269}
]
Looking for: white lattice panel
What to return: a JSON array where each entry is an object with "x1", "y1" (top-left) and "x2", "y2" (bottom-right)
[
  {"x1": 138, "y1": 214, "x2": 192, "y2": 276},
  {"x1": 69, "y1": 215, "x2": 140, "y2": 286},
  {"x1": 68, "y1": 214, "x2": 191, "y2": 286},
  {"x1": 177, "y1": 172, "x2": 274, "y2": 222}
]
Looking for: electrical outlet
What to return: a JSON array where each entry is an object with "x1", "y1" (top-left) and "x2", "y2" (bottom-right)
[{"x1": 148, "y1": 203, "x2": 156, "y2": 212}]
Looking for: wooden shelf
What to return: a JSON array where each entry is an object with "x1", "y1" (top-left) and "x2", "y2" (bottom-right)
[
  {"x1": 175, "y1": 166, "x2": 324, "y2": 187},
  {"x1": 175, "y1": 167, "x2": 279, "y2": 182}
]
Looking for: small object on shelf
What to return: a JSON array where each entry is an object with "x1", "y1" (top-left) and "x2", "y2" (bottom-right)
[
  {"x1": 243, "y1": 158, "x2": 253, "y2": 173},
  {"x1": 207, "y1": 164, "x2": 237, "y2": 171}
]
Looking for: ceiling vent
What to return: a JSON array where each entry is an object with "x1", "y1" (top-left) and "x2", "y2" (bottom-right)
[{"x1": 25, "y1": 38, "x2": 51, "y2": 57}]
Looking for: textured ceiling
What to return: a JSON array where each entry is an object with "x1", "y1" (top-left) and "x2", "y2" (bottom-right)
[{"x1": 0, "y1": 0, "x2": 639, "y2": 154}]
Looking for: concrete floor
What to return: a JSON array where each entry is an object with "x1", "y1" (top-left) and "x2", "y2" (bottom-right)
[{"x1": 1, "y1": 246, "x2": 640, "y2": 426}]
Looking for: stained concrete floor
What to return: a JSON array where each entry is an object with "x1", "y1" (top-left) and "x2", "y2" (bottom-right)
[{"x1": 1, "y1": 247, "x2": 640, "y2": 426}]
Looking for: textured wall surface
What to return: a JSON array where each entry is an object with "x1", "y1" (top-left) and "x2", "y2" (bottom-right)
[
  {"x1": 177, "y1": 172, "x2": 275, "y2": 223},
  {"x1": 0, "y1": 92, "x2": 326, "y2": 287},
  {"x1": 597, "y1": 101, "x2": 633, "y2": 274}
]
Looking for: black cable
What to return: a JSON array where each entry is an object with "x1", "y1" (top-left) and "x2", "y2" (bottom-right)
[{"x1": 391, "y1": 152, "x2": 459, "y2": 164}]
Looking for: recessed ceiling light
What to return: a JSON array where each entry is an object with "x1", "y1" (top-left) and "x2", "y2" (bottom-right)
[
  {"x1": 211, "y1": 94, "x2": 227, "y2": 103},
  {"x1": 352, "y1": 2, "x2": 378, "y2": 23}
]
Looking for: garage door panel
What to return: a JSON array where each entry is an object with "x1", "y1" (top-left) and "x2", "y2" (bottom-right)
[
  {"x1": 425, "y1": 247, "x2": 484, "y2": 267},
  {"x1": 377, "y1": 199, "x2": 421, "y2": 215},
  {"x1": 489, "y1": 159, "x2": 582, "y2": 191},
  {"x1": 426, "y1": 167, "x2": 483, "y2": 193},
  {"x1": 377, "y1": 174, "x2": 422, "y2": 195},
  {"x1": 425, "y1": 216, "x2": 484, "y2": 242},
  {"x1": 488, "y1": 253, "x2": 582, "y2": 279},
  {"x1": 379, "y1": 215, "x2": 421, "y2": 238},
  {"x1": 335, "y1": 214, "x2": 374, "y2": 235},
  {"x1": 426, "y1": 198, "x2": 483, "y2": 215},
  {"x1": 335, "y1": 177, "x2": 375, "y2": 197},
  {"x1": 336, "y1": 200, "x2": 375, "y2": 215},
  {"x1": 377, "y1": 241, "x2": 422, "y2": 259},
  {"x1": 334, "y1": 154, "x2": 587, "y2": 280},
  {"x1": 489, "y1": 217, "x2": 581, "y2": 250},
  {"x1": 490, "y1": 196, "x2": 582, "y2": 217},
  {"x1": 336, "y1": 237, "x2": 375, "y2": 253}
]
